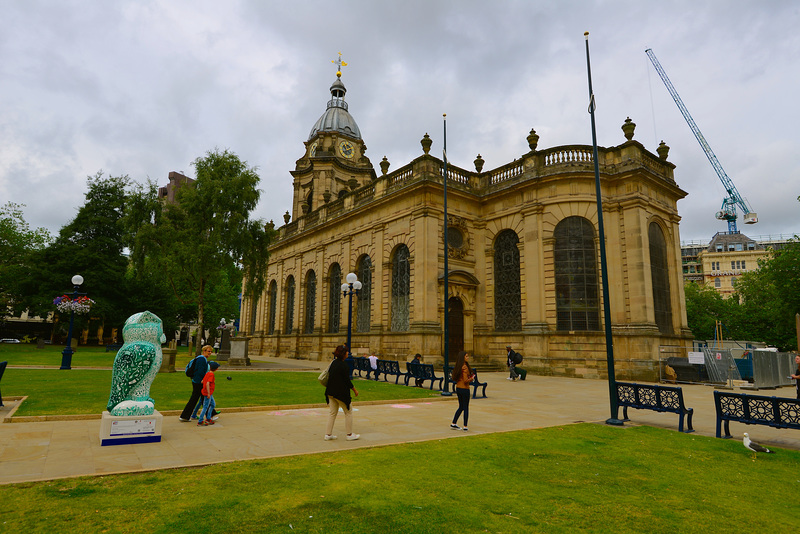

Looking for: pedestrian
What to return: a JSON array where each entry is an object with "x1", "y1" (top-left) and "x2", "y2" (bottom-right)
[
  {"x1": 450, "y1": 350, "x2": 474, "y2": 431},
  {"x1": 368, "y1": 351, "x2": 379, "y2": 380},
  {"x1": 179, "y1": 345, "x2": 218, "y2": 422},
  {"x1": 791, "y1": 354, "x2": 800, "y2": 400},
  {"x1": 506, "y1": 345, "x2": 519, "y2": 381},
  {"x1": 411, "y1": 353, "x2": 424, "y2": 387},
  {"x1": 324, "y1": 345, "x2": 360, "y2": 441},
  {"x1": 197, "y1": 361, "x2": 220, "y2": 426}
]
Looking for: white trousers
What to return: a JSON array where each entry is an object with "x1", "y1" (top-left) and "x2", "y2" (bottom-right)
[{"x1": 326, "y1": 397, "x2": 353, "y2": 435}]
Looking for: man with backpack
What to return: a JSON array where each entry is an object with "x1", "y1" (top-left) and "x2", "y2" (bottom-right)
[
  {"x1": 506, "y1": 345, "x2": 526, "y2": 381},
  {"x1": 179, "y1": 345, "x2": 219, "y2": 422}
]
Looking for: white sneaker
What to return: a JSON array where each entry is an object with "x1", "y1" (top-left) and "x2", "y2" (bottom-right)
[
  {"x1": 346, "y1": 434, "x2": 360, "y2": 441},
  {"x1": 450, "y1": 424, "x2": 460, "y2": 430},
  {"x1": 324, "y1": 434, "x2": 337, "y2": 441},
  {"x1": 506, "y1": 377, "x2": 513, "y2": 380}
]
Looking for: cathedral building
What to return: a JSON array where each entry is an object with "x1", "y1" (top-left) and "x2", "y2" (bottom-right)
[{"x1": 241, "y1": 65, "x2": 693, "y2": 381}]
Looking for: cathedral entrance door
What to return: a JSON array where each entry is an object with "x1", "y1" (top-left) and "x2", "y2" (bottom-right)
[{"x1": 448, "y1": 297, "x2": 464, "y2": 361}]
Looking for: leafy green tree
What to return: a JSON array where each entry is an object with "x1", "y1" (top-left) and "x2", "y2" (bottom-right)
[
  {"x1": 684, "y1": 282, "x2": 733, "y2": 341},
  {"x1": 127, "y1": 149, "x2": 271, "y2": 350},
  {"x1": 0, "y1": 202, "x2": 52, "y2": 318},
  {"x1": 242, "y1": 220, "x2": 276, "y2": 333},
  {"x1": 732, "y1": 240, "x2": 800, "y2": 350},
  {"x1": 19, "y1": 173, "x2": 131, "y2": 340}
]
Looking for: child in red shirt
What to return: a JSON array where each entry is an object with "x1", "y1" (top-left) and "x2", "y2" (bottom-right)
[{"x1": 197, "y1": 361, "x2": 220, "y2": 426}]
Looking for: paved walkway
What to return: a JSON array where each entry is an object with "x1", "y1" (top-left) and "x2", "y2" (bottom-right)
[{"x1": 2, "y1": 357, "x2": 799, "y2": 485}]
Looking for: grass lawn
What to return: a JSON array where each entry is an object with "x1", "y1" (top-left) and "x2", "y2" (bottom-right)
[
  {"x1": 0, "y1": 423, "x2": 797, "y2": 533},
  {"x1": 0, "y1": 345, "x2": 440, "y2": 416}
]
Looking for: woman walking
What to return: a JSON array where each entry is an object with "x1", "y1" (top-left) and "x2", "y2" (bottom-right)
[
  {"x1": 324, "y1": 345, "x2": 360, "y2": 441},
  {"x1": 450, "y1": 350, "x2": 475, "y2": 431}
]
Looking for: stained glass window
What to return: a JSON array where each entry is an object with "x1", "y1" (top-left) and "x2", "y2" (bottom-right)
[
  {"x1": 554, "y1": 217, "x2": 600, "y2": 331},
  {"x1": 391, "y1": 245, "x2": 410, "y2": 332},
  {"x1": 267, "y1": 280, "x2": 277, "y2": 335},
  {"x1": 328, "y1": 264, "x2": 341, "y2": 333},
  {"x1": 284, "y1": 276, "x2": 295, "y2": 335},
  {"x1": 649, "y1": 223, "x2": 673, "y2": 334},
  {"x1": 494, "y1": 230, "x2": 522, "y2": 331},
  {"x1": 356, "y1": 255, "x2": 372, "y2": 333},
  {"x1": 304, "y1": 270, "x2": 316, "y2": 334}
]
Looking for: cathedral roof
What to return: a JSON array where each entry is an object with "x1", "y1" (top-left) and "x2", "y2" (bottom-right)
[{"x1": 308, "y1": 75, "x2": 362, "y2": 141}]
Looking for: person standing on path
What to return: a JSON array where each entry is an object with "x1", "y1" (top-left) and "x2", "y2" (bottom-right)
[
  {"x1": 197, "y1": 361, "x2": 219, "y2": 426},
  {"x1": 791, "y1": 354, "x2": 800, "y2": 400},
  {"x1": 450, "y1": 350, "x2": 474, "y2": 431},
  {"x1": 324, "y1": 345, "x2": 360, "y2": 441}
]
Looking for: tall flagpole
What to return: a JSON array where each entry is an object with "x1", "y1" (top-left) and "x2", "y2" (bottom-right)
[
  {"x1": 584, "y1": 32, "x2": 622, "y2": 425},
  {"x1": 442, "y1": 113, "x2": 452, "y2": 395}
]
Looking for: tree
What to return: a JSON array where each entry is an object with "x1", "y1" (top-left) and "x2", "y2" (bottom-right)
[
  {"x1": 127, "y1": 149, "x2": 271, "y2": 350},
  {"x1": 18, "y1": 173, "x2": 131, "y2": 340},
  {"x1": 0, "y1": 202, "x2": 52, "y2": 318},
  {"x1": 684, "y1": 282, "x2": 733, "y2": 342},
  {"x1": 242, "y1": 220, "x2": 276, "y2": 333},
  {"x1": 732, "y1": 239, "x2": 800, "y2": 350}
]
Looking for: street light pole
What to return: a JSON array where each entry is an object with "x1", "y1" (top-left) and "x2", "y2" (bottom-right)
[
  {"x1": 341, "y1": 272, "x2": 362, "y2": 354},
  {"x1": 60, "y1": 274, "x2": 84, "y2": 370}
]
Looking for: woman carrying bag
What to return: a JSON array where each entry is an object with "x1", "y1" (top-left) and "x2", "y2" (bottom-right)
[{"x1": 323, "y1": 345, "x2": 360, "y2": 441}]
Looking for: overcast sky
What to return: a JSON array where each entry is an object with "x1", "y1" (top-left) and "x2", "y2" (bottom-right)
[{"x1": 1, "y1": 0, "x2": 798, "y2": 244}]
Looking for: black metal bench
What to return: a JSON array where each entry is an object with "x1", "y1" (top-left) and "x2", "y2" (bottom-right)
[
  {"x1": 0, "y1": 361, "x2": 7, "y2": 407},
  {"x1": 713, "y1": 390, "x2": 800, "y2": 438},
  {"x1": 105, "y1": 343, "x2": 123, "y2": 352},
  {"x1": 616, "y1": 382, "x2": 694, "y2": 433},
  {"x1": 444, "y1": 365, "x2": 488, "y2": 399},
  {"x1": 375, "y1": 359, "x2": 406, "y2": 384},
  {"x1": 405, "y1": 362, "x2": 444, "y2": 390}
]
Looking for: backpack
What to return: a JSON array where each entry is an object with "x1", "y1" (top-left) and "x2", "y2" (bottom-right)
[
  {"x1": 185, "y1": 356, "x2": 199, "y2": 377},
  {"x1": 512, "y1": 351, "x2": 523, "y2": 365}
]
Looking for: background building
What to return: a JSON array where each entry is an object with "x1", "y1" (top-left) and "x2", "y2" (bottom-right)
[
  {"x1": 241, "y1": 70, "x2": 693, "y2": 381},
  {"x1": 681, "y1": 232, "x2": 795, "y2": 296}
]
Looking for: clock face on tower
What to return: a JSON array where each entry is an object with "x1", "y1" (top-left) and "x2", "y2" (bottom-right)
[
  {"x1": 338, "y1": 140, "x2": 355, "y2": 159},
  {"x1": 308, "y1": 141, "x2": 318, "y2": 156}
]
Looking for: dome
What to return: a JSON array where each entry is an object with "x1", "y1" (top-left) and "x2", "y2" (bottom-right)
[{"x1": 308, "y1": 77, "x2": 362, "y2": 141}]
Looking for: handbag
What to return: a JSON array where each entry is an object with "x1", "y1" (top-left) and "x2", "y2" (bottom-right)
[{"x1": 318, "y1": 361, "x2": 333, "y2": 386}]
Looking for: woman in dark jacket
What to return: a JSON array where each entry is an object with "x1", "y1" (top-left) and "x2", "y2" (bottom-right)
[{"x1": 324, "y1": 345, "x2": 360, "y2": 441}]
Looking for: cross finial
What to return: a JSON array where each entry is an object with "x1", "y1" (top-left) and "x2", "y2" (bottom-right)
[{"x1": 332, "y1": 52, "x2": 348, "y2": 78}]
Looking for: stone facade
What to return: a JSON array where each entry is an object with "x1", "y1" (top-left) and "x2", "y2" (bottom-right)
[{"x1": 241, "y1": 73, "x2": 693, "y2": 381}]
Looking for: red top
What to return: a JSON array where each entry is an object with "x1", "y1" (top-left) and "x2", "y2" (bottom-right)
[{"x1": 202, "y1": 371, "x2": 215, "y2": 396}]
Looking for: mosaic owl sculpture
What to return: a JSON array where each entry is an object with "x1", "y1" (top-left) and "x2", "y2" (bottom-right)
[{"x1": 106, "y1": 311, "x2": 166, "y2": 416}]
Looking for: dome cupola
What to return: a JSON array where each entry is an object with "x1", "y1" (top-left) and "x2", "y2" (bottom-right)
[{"x1": 308, "y1": 54, "x2": 362, "y2": 140}]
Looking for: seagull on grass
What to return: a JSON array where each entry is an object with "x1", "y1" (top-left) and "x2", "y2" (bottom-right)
[{"x1": 743, "y1": 433, "x2": 775, "y2": 460}]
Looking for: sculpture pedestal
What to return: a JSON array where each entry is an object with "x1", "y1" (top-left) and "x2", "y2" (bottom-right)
[
  {"x1": 100, "y1": 410, "x2": 163, "y2": 446},
  {"x1": 159, "y1": 348, "x2": 177, "y2": 373},
  {"x1": 228, "y1": 337, "x2": 251, "y2": 367},
  {"x1": 216, "y1": 329, "x2": 231, "y2": 361}
]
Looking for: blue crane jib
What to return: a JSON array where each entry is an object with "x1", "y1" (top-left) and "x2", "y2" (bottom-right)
[{"x1": 645, "y1": 48, "x2": 757, "y2": 233}]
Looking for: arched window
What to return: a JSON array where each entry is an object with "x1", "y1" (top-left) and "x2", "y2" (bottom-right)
[
  {"x1": 649, "y1": 222, "x2": 673, "y2": 334},
  {"x1": 494, "y1": 230, "x2": 522, "y2": 331},
  {"x1": 554, "y1": 217, "x2": 600, "y2": 331},
  {"x1": 391, "y1": 245, "x2": 410, "y2": 332},
  {"x1": 267, "y1": 280, "x2": 277, "y2": 335},
  {"x1": 714, "y1": 277, "x2": 721, "y2": 288},
  {"x1": 284, "y1": 276, "x2": 295, "y2": 335},
  {"x1": 328, "y1": 263, "x2": 341, "y2": 333},
  {"x1": 304, "y1": 270, "x2": 316, "y2": 334},
  {"x1": 356, "y1": 255, "x2": 372, "y2": 333}
]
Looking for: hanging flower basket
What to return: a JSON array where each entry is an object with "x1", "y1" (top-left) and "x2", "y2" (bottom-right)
[{"x1": 54, "y1": 295, "x2": 95, "y2": 315}]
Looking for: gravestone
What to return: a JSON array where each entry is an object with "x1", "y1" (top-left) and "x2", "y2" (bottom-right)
[
  {"x1": 159, "y1": 348, "x2": 177, "y2": 373},
  {"x1": 216, "y1": 328, "x2": 231, "y2": 361},
  {"x1": 228, "y1": 337, "x2": 251, "y2": 367}
]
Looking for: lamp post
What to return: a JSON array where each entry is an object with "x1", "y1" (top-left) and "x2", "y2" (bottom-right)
[
  {"x1": 341, "y1": 272, "x2": 362, "y2": 354},
  {"x1": 60, "y1": 274, "x2": 84, "y2": 370}
]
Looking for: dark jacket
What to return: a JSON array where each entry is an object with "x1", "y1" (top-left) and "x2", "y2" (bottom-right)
[
  {"x1": 191, "y1": 355, "x2": 209, "y2": 384},
  {"x1": 325, "y1": 358, "x2": 354, "y2": 408}
]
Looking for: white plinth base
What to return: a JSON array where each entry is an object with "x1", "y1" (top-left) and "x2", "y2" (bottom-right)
[{"x1": 100, "y1": 410, "x2": 163, "y2": 446}]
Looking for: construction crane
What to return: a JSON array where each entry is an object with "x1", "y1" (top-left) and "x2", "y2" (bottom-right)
[{"x1": 646, "y1": 48, "x2": 758, "y2": 233}]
